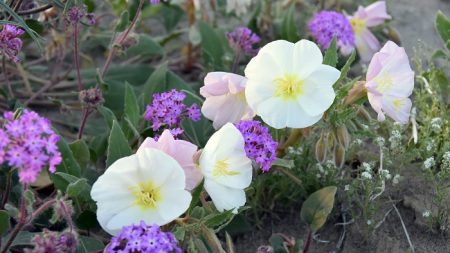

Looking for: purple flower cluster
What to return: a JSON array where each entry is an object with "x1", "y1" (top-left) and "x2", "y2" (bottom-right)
[
  {"x1": 65, "y1": 6, "x2": 96, "y2": 26},
  {"x1": 227, "y1": 27, "x2": 261, "y2": 56},
  {"x1": 107, "y1": 221, "x2": 181, "y2": 253},
  {"x1": 144, "y1": 89, "x2": 201, "y2": 138},
  {"x1": 150, "y1": 0, "x2": 161, "y2": 4},
  {"x1": 0, "y1": 110, "x2": 62, "y2": 184},
  {"x1": 308, "y1": 11, "x2": 355, "y2": 52},
  {"x1": 236, "y1": 120, "x2": 277, "y2": 172},
  {"x1": 0, "y1": 24, "x2": 24, "y2": 63},
  {"x1": 27, "y1": 229, "x2": 78, "y2": 253}
]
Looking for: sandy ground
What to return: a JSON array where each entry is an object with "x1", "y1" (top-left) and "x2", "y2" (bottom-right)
[{"x1": 388, "y1": 0, "x2": 450, "y2": 54}]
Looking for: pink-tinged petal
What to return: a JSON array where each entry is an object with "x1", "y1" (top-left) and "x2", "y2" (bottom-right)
[
  {"x1": 382, "y1": 96, "x2": 412, "y2": 124},
  {"x1": 367, "y1": 92, "x2": 385, "y2": 121},
  {"x1": 355, "y1": 29, "x2": 381, "y2": 62},
  {"x1": 366, "y1": 52, "x2": 383, "y2": 81},
  {"x1": 200, "y1": 72, "x2": 254, "y2": 129},
  {"x1": 137, "y1": 131, "x2": 202, "y2": 191},
  {"x1": 202, "y1": 93, "x2": 255, "y2": 129},
  {"x1": 363, "y1": 1, "x2": 391, "y2": 27}
]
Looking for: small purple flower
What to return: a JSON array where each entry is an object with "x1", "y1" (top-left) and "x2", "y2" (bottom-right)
[
  {"x1": 107, "y1": 221, "x2": 181, "y2": 253},
  {"x1": 144, "y1": 89, "x2": 201, "y2": 138},
  {"x1": 0, "y1": 24, "x2": 24, "y2": 63},
  {"x1": 150, "y1": 0, "x2": 161, "y2": 4},
  {"x1": 0, "y1": 110, "x2": 62, "y2": 184},
  {"x1": 236, "y1": 120, "x2": 277, "y2": 172},
  {"x1": 27, "y1": 229, "x2": 78, "y2": 253},
  {"x1": 227, "y1": 26, "x2": 261, "y2": 56},
  {"x1": 308, "y1": 10, "x2": 355, "y2": 53},
  {"x1": 65, "y1": 6, "x2": 95, "y2": 26}
]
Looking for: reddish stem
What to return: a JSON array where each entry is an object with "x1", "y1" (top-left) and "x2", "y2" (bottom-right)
[
  {"x1": 302, "y1": 230, "x2": 312, "y2": 253},
  {"x1": 73, "y1": 23, "x2": 83, "y2": 91}
]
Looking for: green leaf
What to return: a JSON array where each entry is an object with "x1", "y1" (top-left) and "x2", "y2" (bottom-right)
[
  {"x1": 67, "y1": 178, "x2": 92, "y2": 199},
  {"x1": 323, "y1": 37, "x2": 338, "y2": 67},
  {"x1": 125, "y1": 34, "x2": 164, "y2": 58},
  {"x1": 98, "y1": 106, "x2": 118, "y2": 130},
  {"x1": 55, "y1": 137, "x2": 81, "y2": 177},
  {"x1": 0, "y1": 210, "x2": 10, "y2": 235},
  {"x1": 76, "y1": 210, "x2": 98, "y2": 230},
  {"x1": 52, "y1": 172, "x2": 80, "y2": 192},
  {"x1": 1, "y1": 231, "x2": 36, "y2": 247},
  {"x1": 106, "y1": 121, "x2": 133, "y2": 167},
  {"x1": 280, "y1": 5, "x2": 299, "y2": 42},
  {"x1": 161, "y1": 4, "x2": 184, "y2": 32},
  {"x1": 204, "y1": 210, "x2": 234, "y2": 231},
  {"x1": 337, "y1": 50, "x2": 356, "y2": 83},
  {"x1": 124, "y1": 82, "x2": 140, "y2": 127},
  {"x1": 143, "y1": 63, "x2": 168, "y2": 104},
  {"x1": 198, "y1": 21, "x2": 225, "y2": 69},
  {"x1": 431, "y1": 49, "x2": 449, "y2": 61},
  {"x1": 75, "y1": 236, "x2": 104, "y2": 253},
  {"x1": 115, "y1": 10, "x2": 130, "y2": 32},
  {"x1": 300, "y1": 186, "x2": 337, "y2": 232},
  {"x1": 69, "y1": 140, "x2": 90, "y2": 171},
  {"x1": 188, "y1": 181, "x2": 204, "y2": 215},
  {"x1": 269, "y1": 234, "x2": 289, "y2": 253},
  {"x1": 272, "y1": 158, "x2": 294, "y2": 169},
  {"x1": 436, "y1": 11, "x2": 450, "y2": 45}
]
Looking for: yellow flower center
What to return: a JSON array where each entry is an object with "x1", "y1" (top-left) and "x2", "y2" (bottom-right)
[
  {"x1": 373, "y1": 73, "x2": 394, "y2": 93},
  {"x1": 131, "y1": 181, "x2": 161, "y2": 210},
  {"x1": 274, "y1": 74, "x2": 304, "y2": 100},
  {"x1": 392, "y1": 98, "x2": 405, "y2": 111},
  {"x1": 350, "y1": 18, "x2": 366, "y2": 35},
  {"x1": 212, "y1": 159, "x2": 240, "y2": 177},
  {"x1": 236, "y1": 91, "x2": 246, "y2": 101}
]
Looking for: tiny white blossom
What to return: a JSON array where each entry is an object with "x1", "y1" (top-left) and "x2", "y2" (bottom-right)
[
  {"x1": 353, "y1": 138, "x2": 363, "y2": 146},
  {"x1": 380, "y1": 169, "x2": 391, "y2": 180},
  {"x1": 362, "y1": 162, "x2": 372, "y2": 172},
  {"x1": 442, "y1": 151, "x2": 450, "y2": 170},
  {"x1": 392, "y1": 174, "x2": 401, "y2": 185},
  {"x1": 361, "y1": 171, "x2": 372, "y2": 180},
  {"x1": 375, "y1": 137, "x2": 385, "y2": 147},
  {"x1": 422, "y1": 210, "x2": 431, "y2": 218},
  {"x1": 426, "y1": 141, "x2": 435, "y2": 152},
  {"x1": 367, "y1": 220, "x2": 372, "y2": 225},
  {"x1": 423, "y1": 157, "x2": 435, "y2": 169},
  {"x1": 344, "y1": 185, "x2": 350, "y2": 191}
]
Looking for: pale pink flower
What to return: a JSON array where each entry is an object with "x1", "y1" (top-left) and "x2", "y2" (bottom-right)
[
  {"x1": 348, "y1": 1, "x2": 391, "y2": 62},
  {"x1": 200, "y1": 72, "x2": 255, "y2": 129},
  {"x1": 137, "y1": 130, "x2": 203, "y2": 191},
  {"x1": 365, "y1": 41, "x2": 414, "y2": 124}
]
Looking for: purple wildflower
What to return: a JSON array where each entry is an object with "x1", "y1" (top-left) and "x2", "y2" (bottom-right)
[
  {"x1": 144, "y1": 89, "x2": 201, "y2": 138},
  {"x1": 236, "y1": 120, "x2": 277, "y2": 172},
  {"x1": 150, "y1": 0, "x2": 161, "y2": 4},
  {"x1": 227, "y1": 26, "x2": 261, "y2": 56},
  {"x1": 65, "y1": 6, "x2": 95, "y2": 26},
  {"x1": 0, "y1": 24, "x2": 24, "y2": 63},
  {"x1": 107, "y1": 221, "x2": 181, "y2": 253},
  {"x1": 27, "y1": 229, "x2": 78, "y2": 253},
  {"x1": 308, "y1": 11, "x2": 355, "y2": 53},
  {"x1": 0, "y1": 110, "x2": 62, "y2": 184}
]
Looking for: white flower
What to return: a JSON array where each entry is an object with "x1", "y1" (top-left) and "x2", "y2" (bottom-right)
[
  {"x1": 422, "y1": 210, "x2": 431, "y2": 218},
  {"x1": 367, "y1": 220, "x2": 372, "y2": 225},
  {"x1": 245, "y1": 40, "x2": 340, "y2": 129},
  {"x1": 423, "y1": 157, "x2": 435, "y2": 169},
  {"x1": 91, "y1": 149, "x2": 192, "y2": 235},
  {"x1": 226, "y1": 0, "x2": 252, "y2": 15},
  {"x1": 442, "y1": 151, "x2": 450, "y2": 170},
  {"x1": 374, "y1": 136, "x2": 385, "y2": 147},
  {"x1": 199, "y1": 123, "x2": 253, "y2": 213},
  {"x1": 344, "y1": 185, "x2": 350, "y2": 191},
  {"x1": 362, "y1": 162, "x2": 372, "y2": 172},
  {"x1": 380, "y1": 169, "x2": 391, "y2": 180},
  {"x1": 361, "y1": 171, "x2": 372, "y2": 180},
  {"x1": 392, "y1": 174, "x2": 401, "y2": 185}
]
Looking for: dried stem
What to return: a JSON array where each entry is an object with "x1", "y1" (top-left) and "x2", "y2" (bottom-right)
[
  {"x1": 17, "y1": 4, "x2": 52, "y2": 15},
  {"x1": 2, "y1": 58, "x2": 14, "y2": 98},
  {"x1": 0, "y1": 185, "x2": 27, "y2": 253},
  {"x1": 73, "y1": 23, "x2": 83, "y2": 91}
]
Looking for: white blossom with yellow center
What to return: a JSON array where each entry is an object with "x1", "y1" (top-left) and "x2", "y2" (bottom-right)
[
  {"x1": 245, "y1": 40, "x2": 341, "y2": 129},
  {"x1": 199, "y1": 123, "x2": 253, "y2": 213},
  {"x1": 91, "y1": 148, "x2": 192, "y2": 235}
]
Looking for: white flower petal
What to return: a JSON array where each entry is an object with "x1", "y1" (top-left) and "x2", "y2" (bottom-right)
[
  {"x1": 204, "y1": 179, "x2": 246, "y2": 213},
  {"x1": 293, "y1": 40, "x2": 323, "y2": 78},
  {"x1": 157, "y1": 189, "x2": 192, "y2": 221},
  {"x1": 105, "y1": 207, "x2": 165, "y2": 235}
]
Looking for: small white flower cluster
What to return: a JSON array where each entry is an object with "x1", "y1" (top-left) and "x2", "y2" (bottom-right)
[
  {"x1": 392, "y1": 174, "x2": 401, "y2": 185},
  {"x1": 442, "y1": 151, "x2": 450, "y2": 170},
  {"x1": 423, "y1": 157, "x2": 435, "y2": 170},
  {"x1": 389, "y1": 129, "x2": 402, "y2": 149},
  {"x1": 379, "y1": 168, "x2": 391, "y2": 180},
  {"x1": 344, "y1": 184, "x2": 350, "y2": 191},
  {"x1": 315, "y1": 160, "x2": 336, "y2": 178},
  {"x1": 422, "y1": 210, "x2": 431, "y2": 218},
  {"x1": 361, "y1": 171, "x2": 372, "y2": 180},
  {"x1": 426, "y1": 140, "x2": 435, "y2": 152},
  {"x1": 430, "y1": 117, "x2": 442, "y2": 133},
  {"x1": 374, "y1": 136, "x2": 385, "y2": 147},
  {"x1": 352, "y1": 138, "x2": 363, "y2": 147},
  {"x1": 286, "y1": 146, "x2": 303, "y2": 157},
  {"x1": 362, "y1": 162, "x2": 372, "y2": 172}
]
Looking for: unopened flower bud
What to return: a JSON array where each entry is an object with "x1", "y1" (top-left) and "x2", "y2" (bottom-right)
[
  {"x1": 58, "y1": 230, "x2": 78, "y2": 252},
  {"x1": 52, "y1": 198, "x2": 74, "y2": 225},
  {"x1": 334, "y1": 143, "x2": 346, "y2": 168},
  {"x1": 257, "y1": 245, "x2": 274, "y2": 253},
  {"x1": 315, "y1": 131, "x2": 328, "y2": 163},
  {"x1": 336, "y1": 125, "x2": 350, "y2": 149},
  {"x1": 357, "y1": 107, "x2": 372, "y2": 122},
  {"x1": 344, "y1": 81, "x2": 367, "y2": 105},
  {"x1": 79, "y1": 88, "x2": 104, "y2": 108}
]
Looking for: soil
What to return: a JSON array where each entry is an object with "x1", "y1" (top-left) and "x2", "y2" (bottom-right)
[{"x1": 233, "y1": 2, "x2": 450, "y2": 252}]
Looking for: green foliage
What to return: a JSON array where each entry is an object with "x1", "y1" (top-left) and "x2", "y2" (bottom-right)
[
  {"x1": 198, "y1": 21, "x2": 226, "y2": 70},
  {"x1": 436, "y1": 11, "x2": 450, "y2": 48},
  {"x1": 69, "y1": 140, "x2": 90, "y2": 171},
  {"x1": 323, "y1": 37, "x2": 338, "y2": 67},
  {"x1": 280, "y1": 5, "x2": 299, "y2": 42},
  {"x1": 106, "y1": 121, "x2": 133, "y2": 167},
  {"x1": 124, "y1": 83, "x2": 141, "y2": 128},
  {"x1": 0, "y1": 210, "x2": 10, "y2": 236},
  {"x1": 300, "y1": 186, "x2": 337, "y2": 232},
  {"x1": 55, "y1": 138, "x2": 82, "y2": 177}
]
